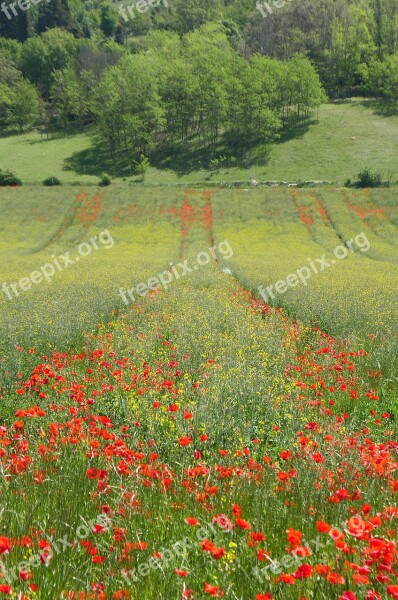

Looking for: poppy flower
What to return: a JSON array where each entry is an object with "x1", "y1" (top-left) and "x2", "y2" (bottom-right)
[
  {"x1": 203, "y1": 583, "x2": 223, "y2": 597},
  {"x1": 184, "y1": 517, "x2": 199, "y2": 526},
  {"x1": 175, "y1": 569, "x2": 188, "y2": 577},
  {"x1": 339, "y1": 593, "x2": 358, "y2": 600},
  {"x1": 311, "y1": 452, "x2": 324, "y2": 463},
  {"x1": 213, "y1": 515, "x2": 233, "y2": 531},
  {"x1": 316, "y1": 521, "x2": 331, "y2": 533},
  {"x1": 316, "y1": 565, "x2": 331, "y2": 576},
  {"x1": 178, "y1": 436, "x2": 192, "y2": 447},
  {"x1": 280, "y1": 450, "x2": 292, "y2": 460},
  {"x1": 327, "y1": 572, "x2": 345, "y2": 585},
  {"x1": 294, "y1": 564, "x2": 314, "y2": 579},
  {"x1": 0, "y1": 585, "x2": 11, "y2": 594},
  {"x1": 286, "y1": 529, "x2": 302, "y2": 546},
  {"x1": 235, "y1": 518, "x2": 251, "y2": 530},
  {"x1": 278, "y1": 574, "x2": 295, "y2": 584},
  {"x1": 200, "y1": 539, "x2": 225, "y2": 560},
  {"x1": 255, "y1": 595, "x2": 272, "y2": 600},
  {"x1": 92, "y1": 555, "x2": 105, "y2": 563},
  {"x1": 0, "y1": 537, "x2": 11, "y2": 554},
  {"x1": 248, "y1": 532, "x2": 266, "y2": 543},
  {"x1": 387, "y1": 586, "x2": 398, "y2": 599}
]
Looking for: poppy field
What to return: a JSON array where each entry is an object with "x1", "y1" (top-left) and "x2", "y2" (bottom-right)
[{"x1": 0, "y1": 185, "x2": 397, "y2": 600}]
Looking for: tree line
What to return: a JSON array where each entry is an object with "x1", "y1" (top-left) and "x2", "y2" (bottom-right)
[
  {"x1": 1, "y1": 0, "x2": 398, "y2": 162},
  {"x1": 0, "y1": 24, "x2": 326, "y2": 160},
  {"x1": 1, "y1": 0, "x2": 398, "y2": 100}
]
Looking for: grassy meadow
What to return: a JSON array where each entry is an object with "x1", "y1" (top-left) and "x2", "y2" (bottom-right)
[
  {"x1": 1, "y1": 101, "x2": 398, "y2": 186},
  {"x1": 0, "y1": 182, "x2": 397, "y2": 599}
]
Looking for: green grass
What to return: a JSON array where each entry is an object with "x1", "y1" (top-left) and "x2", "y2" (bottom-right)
[
  {"x1": 0, "y1": 185, "x2": 396, "y2": 599},
  {"x1": 1, "y1": 100, "x2": 398, "y2": 185}
]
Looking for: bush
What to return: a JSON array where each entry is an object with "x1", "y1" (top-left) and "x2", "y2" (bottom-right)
[
  {"x1": 0, "y1": 168, "x2": 22, "y2": 186},
  {"x1": 355, "y1": 167, "x2": 383, "y2": 188},
  {"x1": 133, "y1": 155, "x2": 150, "y2": 177},
  {"x1": 99, "y1": 173, "x2": 112, "y2": 187},
  {"x1": 43, "y1": 176, "x2": 62, "y2": 186}
]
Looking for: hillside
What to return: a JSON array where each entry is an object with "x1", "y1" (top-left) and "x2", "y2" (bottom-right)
[{"x1": 0, "y1": 100, "x2": 397, "y2": 185}]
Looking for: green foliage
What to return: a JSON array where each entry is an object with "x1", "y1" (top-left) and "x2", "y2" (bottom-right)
[
  {"x1": 0, "y1": 168, "x2": 22, "y2": 186},
  {"x1": 364, "y1": 52, "x2": 398, "y2": 101},
  {"x1": 173, "y1": 0, "x2": 223, "y2": 34},
  {"x1": 355, "y1": 167, "x2": 384, "y2": 188},
  {"x1": 133, "y1": 154, "x2": 150, "y2": 176},
  {"x1": 42, "y1": 176, "x2": 62, "y2": 186},
  {"x1": 98, "y1": 173, "x2": 112, "y2": 186},
  {"x1": 99, "y1": 1, "x2": 119, "y2": 37},
  {"x1": 20, "y1": 29, "x2": 78, "y2": 92},
  {"x1": 9, "y1": 79, "x2": 39, "y2": 132}
]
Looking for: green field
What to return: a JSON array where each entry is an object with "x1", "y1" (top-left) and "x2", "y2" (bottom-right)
[
  {"x1": 1, "y1": 100, "x2": 398, "y2": 185},
  {"x1": 0, "y1": 185, "x2": 397, "y2": 599}
]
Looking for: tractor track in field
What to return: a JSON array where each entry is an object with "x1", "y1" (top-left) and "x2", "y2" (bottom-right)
[
  {"x1": 180, "y1": 189, "x2": 216, "y2": 261},
  {"x1": 342, "y1": 190, "x2": 398, "y2": 250},
  {"x1": 32, "y1": 189, "x2": 104, "y2": 253},
  {"x1": 31, "y1": 192, "x2": 85, "y2": 254},
  {"x1": 289, "y1": 188, "x2": 347, "y2": 250}
]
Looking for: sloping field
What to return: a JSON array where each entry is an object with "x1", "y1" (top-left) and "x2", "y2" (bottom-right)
[
  {"x1": 0, "y1": 101, "x2": 397, "y2": 185},
  {"x1": 0, "y1": 186, "x2": 397, "y2": 599}
]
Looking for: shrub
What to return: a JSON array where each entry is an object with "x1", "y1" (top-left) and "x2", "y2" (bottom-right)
[
  {"x1": 99, "y1": 173, "x2": 112, "y2": 187},
  {"x1": 355, "y1": 167, "x2": 383, "y2": 188},
  {"x1": 43, "y1": 176, "x2": 62, "y2": 186},
  {"x1": 0, "y1": 168, "x2": 22, "y2": 186},
  {"x1": 133, "y1": 155, "x2": 150, "y2": 177}
]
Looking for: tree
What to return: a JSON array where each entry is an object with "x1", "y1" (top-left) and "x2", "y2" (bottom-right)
[
  {"x1": 93, "y1": 54, "x2": 165, "y2": 156},
  {"x1": 20, "y1": 29, "x2": 78, "y2": 94},
  {"x1": 100, "y1": 2, "x2": 118, "y2": 37},
  {"x1": 9, "y1": 79, "x2": 39, "y2": 131},
  {"x1": 365, "y1": 52, "x2": 398, "y2": 101},
  {"x1": 36, "y1": 0, "x2": 77, "y2": 34},
  {"x1": 181, "y1": 23, "x2": 235, "y2": 143},
  {"x1": 173, "y1": 0, "x2": 222, "y2": 34}
]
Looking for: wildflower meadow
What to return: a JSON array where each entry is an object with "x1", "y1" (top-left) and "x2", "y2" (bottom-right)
[{"x1": 0, "y1": 185, "x2": 397, "y2": 600}]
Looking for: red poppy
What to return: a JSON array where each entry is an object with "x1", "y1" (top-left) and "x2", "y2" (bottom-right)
[
  {"x1": 178, "y1": 436, "x2": 192, "y2": 447},
  {"x1": 235, "y1": 518, "x2": 251, "y2": 530},
  {"x1": 0, "y1": 585, "x2": 11, "y2": 594},
  {"x1": 203, "y1": 583, "x2": 224, "y2": 597},
  {"x1": 316, "y1": 521, "x2": 331, "y2": 533},
  {"x1": 327, "y1": 572, "x2": 345, "y2": 585},
  {"x1": 278, "y1": 574, "x2": 295, "y2": 584},
  {"x1": 184, "y1": 517, "x2": 199, "y2": 526},
  {"x1": 294, "y1": 564, "x2": 314, "y2": 579},
  {"x1": 280, "y1": 450, "x2": 292, "y2": 460},
  {"x1": 0, "y1": 537, "x2": 11, "y2": 554}
]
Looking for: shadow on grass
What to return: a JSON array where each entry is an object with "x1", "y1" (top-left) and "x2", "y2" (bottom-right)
[
  {"x1": 63, "y1": 120, "x2": 315, "y2": 178},
  {"x1": 64, "y1": 136, "x2": 272, "y2": 178},
  {"x1": 276, "y1": 118, "x2": 316, "y2": 144},
  {"x1": 359, "y1": 98, "x2": 398, "y2": 117},
  {"x1": 0, "y1": 126, "x2": 21, "y2": 139},
  {"x1": 63, "y1": 144, "x2": 137, "y2": 178}
]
